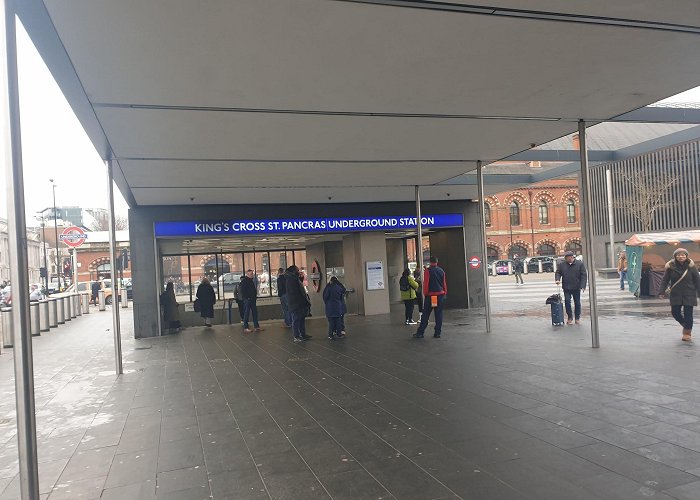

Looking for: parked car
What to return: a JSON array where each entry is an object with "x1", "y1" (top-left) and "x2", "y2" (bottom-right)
[
  {"x1": 526, "y1": 256, "x2": 555, "y2": 273},
  {"x1": 75, "y1": 280, "x2": 114, "y2": 304},
  {"x1": 217, "y1": 272, "x2": 243, "y2": 292},
  {"x1": 494, "y1": 260, "x2": 513, "y2": 275}
]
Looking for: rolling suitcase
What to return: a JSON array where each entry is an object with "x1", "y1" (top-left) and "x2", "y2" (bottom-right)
[{"x1": 545, "y1": 287, "x2": 565, "y2": 326}]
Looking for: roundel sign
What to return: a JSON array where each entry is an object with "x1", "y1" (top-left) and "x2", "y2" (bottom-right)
[
  {"x1": 468, "y1": 256, "x2": 481, "y2": 269},
  {"x1": 60, "y1": 226, "x2": 88, "y2": 248},
  {"x1": 309, "y1": 260, "x2": 323, "y2": 293}
]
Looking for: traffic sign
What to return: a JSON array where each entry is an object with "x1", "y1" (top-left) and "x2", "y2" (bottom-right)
[
  {"x1": 60, "y1": 226, "x2": 88, "y2": 248},
  {"x1": 468, "y1": 256, "x2": 481, "y2": 269}
]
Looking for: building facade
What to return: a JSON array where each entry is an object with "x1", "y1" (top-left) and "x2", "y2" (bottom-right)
[
  {"x1": 0, "y1": 218, "x2": 43, "y2": 285},
  {"x1": 485, "y1": 179, "x2": 581, "y2": 260}
]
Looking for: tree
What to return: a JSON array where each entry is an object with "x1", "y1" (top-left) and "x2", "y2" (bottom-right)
[
  {"x1": 89, "y1": 213, "x2": 128, "y2": 231},
  {"x1": 614, "y1": 171, "x2": 679, "y2": 232}
]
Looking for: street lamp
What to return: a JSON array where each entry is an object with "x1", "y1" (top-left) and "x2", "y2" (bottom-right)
[
  {"x1": 36, "y1": 212, "x2": 49, "y2": 291},
  {"x1": 49, "y1": 179, "x2": 61, "y2": 289}
]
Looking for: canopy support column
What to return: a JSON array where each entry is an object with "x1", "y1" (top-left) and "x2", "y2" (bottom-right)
[
  {"x1": 578, "y1": 120, "x2": 600, "y2": 348},
  {"x1": 415, "y1": 186, "x2": 424, "y2": 273},
  {"x1": 2, "y1": 0, "x2": 40, "y2": 496},
  {"x1": 106, "y1": 159, "x2": 124, "y2": 373},
  {"x1": 476, "y1": 161, "x2": 491, "y2": 332}
]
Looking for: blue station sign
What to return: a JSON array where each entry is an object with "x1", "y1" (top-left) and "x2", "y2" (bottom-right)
[{"x1": 155, "y1": 214, "x2": 464, "y2": 238}]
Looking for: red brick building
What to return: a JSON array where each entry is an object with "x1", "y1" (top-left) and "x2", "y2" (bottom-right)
[
  {"x1": 485, "y1": 178, "x2": 582, "y2": 260},
  {"x1": 73, "y1": 231, "x2": 131, "y2": 283}
]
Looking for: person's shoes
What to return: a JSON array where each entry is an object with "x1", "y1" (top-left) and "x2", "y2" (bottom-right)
[
  {"x1": 412, "y1": 333, "x2": 424, "y2": 338},
  {"x1": 620, "y1": 288, "x2": 624, "y2": 290},
  {"x1": 575, "y1": 319, "x2": 581, "y2": 325},
  {"x1": 682, "y1": 329, "x2": 692, "y2": 341},
  {"x1": 328, "y1": 335, "x2": 335, "y2": 340},
  {"x1": 337, "y1": 332, "x2": 346, "y2": 338},
  {"x1": 405, "y1": 320, "x2": 410, "y2": 325},
  {"x1": 301, "y1": 334, "x2": 313, "y2": 340},
  {"x1": 408, "y1": 320, "x2": 417, "y2": 325},
  {"x1": 566, "y1": 319, "x2": 574, "y2": 325},
  {"x1": 243, "y1": 328, "x2": 253, "y2": 333},
  {"x1": 433, "y1": 334, "x2": 441, "y2": 338},
  {"x1": 254, "y1": 327, "x2": 264, "y2": 332},
  {"x1": 293, "y1": 337, "x2": 303, "y2": 343}
]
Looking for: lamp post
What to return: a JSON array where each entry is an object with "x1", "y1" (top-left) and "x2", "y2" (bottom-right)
[
  {"x1": 37, "y1": 213, "x2": 48, "y2": 291},
  {"x1": 49, "y1": 179, "x2": 61, "y2": 289}
]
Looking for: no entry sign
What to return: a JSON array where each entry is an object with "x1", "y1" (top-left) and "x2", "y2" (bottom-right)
[
  {"x1": 60, "y1": 226, "x2": 88, "y2": 248},
  {"x1": 468, "y1": 256, "x2": 481, "y2": 269}
]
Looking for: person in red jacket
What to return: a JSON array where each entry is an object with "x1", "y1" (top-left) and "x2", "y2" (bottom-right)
[{"x1": 413, "y1": 256, "x2": 447, "y2": 339}]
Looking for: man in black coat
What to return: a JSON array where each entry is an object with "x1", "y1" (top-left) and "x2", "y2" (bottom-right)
[
  {"x1": 555, "y1": 251, "x2": 587, "y2": 325},
  {"x1": 240, "y1": 269, "x2": 263, "y2": 332},
  {"x1": 285, "y1": 265, "x2": 311, "y2": 341},
  {"x1": 277, "y1": 268, "x2": 291, "y2": 327}
]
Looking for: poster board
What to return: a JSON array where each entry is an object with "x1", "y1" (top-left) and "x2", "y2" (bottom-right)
[{"x1": 366, "y1": 261, "x2": 385, "y2": 290}]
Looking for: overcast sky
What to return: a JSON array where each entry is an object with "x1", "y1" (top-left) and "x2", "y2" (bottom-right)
[{"x1": 1, "y1": 20, "x2": 700, "y2": 223}]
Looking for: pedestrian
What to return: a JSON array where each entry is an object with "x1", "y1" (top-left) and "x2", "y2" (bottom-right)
[
  {"x1": 336, "y1": 277, "x2": 348, "y2": 336},
  {"x1": 414, "y1": 256, "x2": 447, "y2": 339},
  {"x1": 233, "y1": 276, "x2": 245, "y2": 323},
  {"x1": 29, "y1": 284, "x2": 44, "y2": 302},
  {"x1": 659, "y1": 248, "x2": 700, "y2": 342},
  {"x1": 160, "y1": 281, "x2": 181, "y2": 334},
  {"x1": 617, "y1": 251, "x2": 628, "y2": 290},
  {"x1": 399, "y1": 268, "x2": 419, "y2": 325},
  {"x1": 195, "y1": 277, "x2": 216, "y2": 327},
  {"x1": 513, "y1": 254, "x2": 524, "y2": 285},
  {"x1": 90, "y1": 279, "x2": 101, "y2": 305},
  {"x1": 285, "y1": 265, "x2": 312, "y2": 342},
  {"x1": 413, "y1": 268, "x2": 423, "y2": 319},
  {"x1": 277, "y1": 267, "x2": 291, "y2": 327},
  {"x1": 323, "y1": 276, "x2": 346, "y2": 339},
  {"x1": 241, "y1": 269, "x2": 263, "y2": 332},
  {"x1": 555, "y1": 250, "x2": 587, "y2": 325}
]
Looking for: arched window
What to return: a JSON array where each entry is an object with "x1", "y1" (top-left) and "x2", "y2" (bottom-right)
[
  {"x1": 567, "y1": 198, "x2": 577, "y2": 223},
  {"x1": 538, "y1": 243, "x2": 556, "y2": 256},
  {"x1": 484, "y1": 203, "x2": 491, "y2": 227},
  {"x1": 487, "y1": 246, "x2": 499, "y2": 261},
  {"x1": 566, "y1": 241, "x2": 582, "y2": 254},
  {"x1": 509, "y1": 244, "x2": 528, "y2": 259},
  {"x1": 509, "y1": 201, "x2": 521, "y2": 226},
  {"x1": 538, "y1": 200, "x2": 549, "y2": 224}
]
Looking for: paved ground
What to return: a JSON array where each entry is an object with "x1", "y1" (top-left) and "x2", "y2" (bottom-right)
[{"x1": 0, "y1": 293, "x2": 700, "y2": 499}]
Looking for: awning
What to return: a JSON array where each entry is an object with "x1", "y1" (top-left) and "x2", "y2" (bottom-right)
[{"x1": 625, "y1": 230, "x2": 700, "y2": 247}]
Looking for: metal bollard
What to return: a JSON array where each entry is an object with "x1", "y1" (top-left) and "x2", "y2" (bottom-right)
[
  {"x1": 30, "y1": 302, "x2": 41, "y2": 336},
  {"x1": 48, "y1": 298, "x2": 58, "y2": 328},
  {"x1": 74, "y1": 293, "x2": 82, "y2": 316},
  {"x1": 81, "y1": 293, "x2": 90, "y2": 314},
  {"x1": 98, "y1": 290, "x2": 106, "y2": 311},
  {"x1": 70, "y1": 294, "x2": 78, "y2": 318},
  {"x1": 121, "y1": 288, "x2": 128, "y2": 308},
  {"x1": 64, "y1": 295, "x2": 72, "y2": 321},
  {"x1": 57, "y1": 297, "x2": 65, "y2": 324},
  {"x1": 1, "y1": 308, "x2": 13, "y2": 347},
  {"x1": 507, "y1": 262, "x2": 513, "y2": 275},
  {"x1": 538, "y1": 261, "x2": 543, "y2": 273},
  {"x1": 39, "y1": 300, "x2": 50, "y2": 332}
]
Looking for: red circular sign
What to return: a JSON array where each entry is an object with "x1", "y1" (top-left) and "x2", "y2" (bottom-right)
[
  {"x1": 60, "y1": 226, "x2": 88, "y2": 248},
  {"x1": 468, "y1": 256, "x2": 481, "y2": 269}
]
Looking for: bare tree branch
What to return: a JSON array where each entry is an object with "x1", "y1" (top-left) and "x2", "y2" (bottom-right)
[
  {"x1": 89, "y1": 213, "x2": 129, "y2": 231},
  {"x1": 613, "y1": 171, "x2": 680, "y2": 232}
]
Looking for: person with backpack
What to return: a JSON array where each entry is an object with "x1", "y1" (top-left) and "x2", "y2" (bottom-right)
[
  {"x1": 323, "y1": 276, "x2": 346, "y2": 339},
  {"x1": 232, "y1": 276, "x2": 245, "y2": 323},
  {"x1": 240, "y1": 269, "x2": 263, "y2": 332},
  {"x1": 399, "y1": 268, "x2": 419, "y2": 325},
  {"x1": 413, "y1": 256, "x2": 447, "y2": 339},
  {"x1": 513, "y1": 254, "x2": 524, "y2": 286},
  {"x1": 659, "y1": 248, "x2": 700, "y2": 342}
]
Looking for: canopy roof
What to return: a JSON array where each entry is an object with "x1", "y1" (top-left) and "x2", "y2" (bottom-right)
[
  {"x1": 626, "y1": 230, "x2": 700, "y2": 247},
  {"x1": 17, "y1": 0, "x2": 700, "y2": 206}
]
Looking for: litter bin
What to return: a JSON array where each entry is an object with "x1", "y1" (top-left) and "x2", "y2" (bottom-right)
[
  {"x1": 56, "y1": 297, "x2": 65, "y2": 324},
  {"x1": 81, "y1": 293, "x2": 90, "y2": 314},
  {"x1": 48, "y1": 297, "x2": 58, "y2": 328},
  {"x1": 63, "y1": 295, "x2": 72, "y2": 322},
  {"x1": 98, "y1": 290, "x2": 106, "y2": 311},
  {"x1": 121, "y1": 288, "x2": 128, "y2": 308},
  {"x1": 30, "y1": 302, "x2": 40, "y2": 336},
  {"x1": 1, "y1": 308, "x2": 13, "y2": 347},
  {"x1": 39, "y1": 300, "x2": 50, "y2": 332}
]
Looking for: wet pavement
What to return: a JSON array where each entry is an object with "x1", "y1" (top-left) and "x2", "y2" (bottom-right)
[{"x1": 0, "y1": 296, "x2": 699, "y2": 499}]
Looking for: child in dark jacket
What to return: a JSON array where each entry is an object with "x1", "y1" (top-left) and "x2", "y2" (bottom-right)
[{"x1": 323, "y1": 276, "x2": 346, "y2": 340}]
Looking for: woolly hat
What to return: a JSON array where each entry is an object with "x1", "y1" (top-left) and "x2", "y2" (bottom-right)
[
  {"x1": 564, "y1": 251, "x2": 575, "y2": 257},
  {"x1": 673, "y1": 248, "x2": 689, "y2": 258}
]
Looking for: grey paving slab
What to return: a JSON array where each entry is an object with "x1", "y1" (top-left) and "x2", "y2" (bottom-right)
[{"x1": 632, "y1": 442, "x2": 700, "y2": 472}]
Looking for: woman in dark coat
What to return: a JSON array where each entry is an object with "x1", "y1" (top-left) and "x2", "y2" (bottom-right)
[
  {"x1": 323, "y1": 276, "x2": 345, "y2": 340},
  {"x1": 160, "y1": 281, "x2": 181, "y2": 334},
  {"x1": 659, "y1": 248, "x2": 700, "y2": 342},
  {"x1": 285, "y1": 265, "x2": 311, "y2": 342},
  {"x1": 195, "y1": 277, "x2": 216, "y2": 327}
]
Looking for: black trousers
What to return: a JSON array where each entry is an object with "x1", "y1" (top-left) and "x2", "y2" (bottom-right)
[
  {"x1": 671, "y1": 305, "x2": 694, "y2": 330},
  {"x1": 403, "y1": 300, "x2": 415, "y2": 321}
]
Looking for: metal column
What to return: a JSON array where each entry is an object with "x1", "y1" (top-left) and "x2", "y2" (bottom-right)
[
  {"x1": 578, "y1": 120, "x2": 600, "y2": 348},
  {"x1": 476, "y1": 161, "x2": 492, "y2": 333},
  {"x1": 106, "y1": 160, "x2": 123, "y2": 373},
  {"x1": 1, "y1": 0, "x2": 40, "y2": 496},
  {"x1": 606, "y1": 168, "x2": 615, "y2": 267},
  {"x1": 415, "y1": 186, "x2": 424, "y2": 273}
]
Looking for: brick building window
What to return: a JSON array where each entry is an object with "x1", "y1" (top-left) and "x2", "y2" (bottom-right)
[
  {"x1": 484, "y1": 203, "x2": 491, "y2": 227},
  {"x1": 509, "y1": 201, "x2": 521, "y2": 226},
  {"x1": 566, "y1": 198, "x2": 577, "y2": 223},
  {"x1": 566, "y1": 241, "x2": 582, "y2": 254},
  {"x1": 538, "y1": 243, "x2": 555, "y2": 255},
  {"x1": 538, "y1": 200, "x2": 549, "y2": 224}
]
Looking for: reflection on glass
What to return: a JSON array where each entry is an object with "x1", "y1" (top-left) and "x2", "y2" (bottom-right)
[{"x1": 161, "y1": 255, "x2": 189, "y2": 302}]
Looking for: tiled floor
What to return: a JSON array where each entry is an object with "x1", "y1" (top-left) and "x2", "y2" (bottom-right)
[{"x1": 1, "y1": 304, "x2": 700, "y2": 499}]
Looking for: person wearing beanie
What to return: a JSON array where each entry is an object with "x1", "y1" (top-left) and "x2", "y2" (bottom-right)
[
  {"x1": 659, "y1": 248, "x2": 700, "y2": 342},
  {"x1": 555, "y1": 251, "x2": 587, "y2": 325}
]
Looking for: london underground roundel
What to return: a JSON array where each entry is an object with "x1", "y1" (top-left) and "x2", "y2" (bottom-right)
[{"x1": 60, "y1": 226, "x2": 88, "y2": 248}]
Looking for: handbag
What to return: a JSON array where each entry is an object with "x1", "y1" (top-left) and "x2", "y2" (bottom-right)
[{"x1": 193, "y1": 299, "x2": 201, "y2": 312}]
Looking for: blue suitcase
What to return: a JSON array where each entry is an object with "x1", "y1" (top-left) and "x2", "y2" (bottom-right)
[{"x1": 546, "y1": 289, "x2": 565, "y2": 326}]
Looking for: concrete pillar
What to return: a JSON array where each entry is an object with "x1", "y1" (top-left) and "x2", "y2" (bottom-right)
[
  {"x1": 342, "y1": 233, "x2": 390, "y2": 316},
  {"x1": 386, "y1": 239, "x2": 404, "y2": 304},
  {"x1": 304, "y1": 243, "x2": 327, "y2": 318},
  {"x1": 427, "y1": 229, "x2": 468, "y2": 309}
]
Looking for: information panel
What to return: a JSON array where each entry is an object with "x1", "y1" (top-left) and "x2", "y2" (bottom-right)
[
  {"x1": 155, "y1": 214, "x2": 464, "y2": 238},
  {"x1": 366, "y1": 261, "x2": 385, "y2": 290}
]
